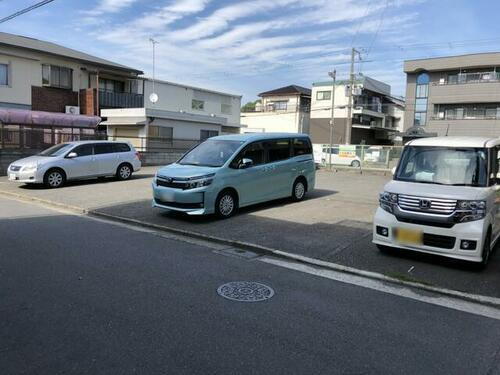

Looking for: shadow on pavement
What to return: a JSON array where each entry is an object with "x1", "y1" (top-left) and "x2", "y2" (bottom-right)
[
  {"x1": 94, "y1": 197, "x2": 500, "y2": 298},
  {"x1": 18, "y1": 174, "x2": 156, "y2": 190}
]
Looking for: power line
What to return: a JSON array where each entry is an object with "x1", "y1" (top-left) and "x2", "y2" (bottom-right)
[{"x1": 0, "y1": 0, "x2": 56, "y2": 24}]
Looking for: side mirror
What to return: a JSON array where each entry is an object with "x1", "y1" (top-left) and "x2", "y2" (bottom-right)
[
  {"x1": 239, "y1": 158, "x2": 253, "y2": 169},
  {"x1": 67, "y1": 152, "x2": 78, "y2": 159}
]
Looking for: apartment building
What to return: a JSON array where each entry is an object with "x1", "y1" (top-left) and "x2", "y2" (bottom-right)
[
  {"x1": 102, "y1": 78, "x2": 242, "y2": 150},
  {"x1": 240, "y1": 85, "x2": 311, "y2": 133},
  {"x1": 0, "y1": 31, "x2": 143, "y2": 150},
  {"x1": 310, "y1": 76, "x2": 404, "y2": 145},
  {"x1": 404, "y1": 52, "x2": 500, "y2": 136}
]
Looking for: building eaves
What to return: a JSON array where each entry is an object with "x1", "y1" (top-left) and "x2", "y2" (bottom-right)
[{"x1": 0, "y1": 32, "x2": 143, "y2": 75}]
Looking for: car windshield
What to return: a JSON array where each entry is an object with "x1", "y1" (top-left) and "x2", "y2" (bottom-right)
[
  {"x1": 38, "y1": 143, "x2": 74, "y2": 157},
  {"x1": 178, "y1": 140, "x2": 243, "y2": 167},
  {"x1": 395, "y1": 146, "x2": 488, "y2": 187}
]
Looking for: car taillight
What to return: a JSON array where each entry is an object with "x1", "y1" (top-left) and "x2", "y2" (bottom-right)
[{"x1": 135, "y1": 152, "x2": 141, "y2": 160}]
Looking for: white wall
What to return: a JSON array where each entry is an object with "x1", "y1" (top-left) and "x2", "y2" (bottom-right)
[
  {"x1": 310, "y1": 85, "x2": 349, "y2": 119},
  {"x1": 240, "y1": 112, "x2": 300, "y2": 133},
  {"x1": 151, "y1": 117, "x2": 221, "y2": 139},
  {"x1": 143, "y1": 79, "x2": 241, "y2": 128}
]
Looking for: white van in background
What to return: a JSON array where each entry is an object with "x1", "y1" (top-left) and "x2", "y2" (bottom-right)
[
  {"x1": 313, "y1": 144, "x2": 361, "y2": 167},
  {"x1": 373, "y1": 137, "x2": 500, "y2": 267}
]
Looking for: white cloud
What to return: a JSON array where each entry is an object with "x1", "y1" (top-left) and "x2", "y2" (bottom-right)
[
  {"x1": 83, "y1": 0, "x2": 426, "y2": 98},
  {"x1": 85, "y1": 0, "x2": 138, "y2": 15}
]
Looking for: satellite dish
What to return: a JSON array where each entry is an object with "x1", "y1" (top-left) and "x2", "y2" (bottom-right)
[{"x1": 149, "y1": 93, "x2": 158, "y2": 103}]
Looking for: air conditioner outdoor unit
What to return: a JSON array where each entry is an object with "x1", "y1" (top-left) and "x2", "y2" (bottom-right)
[
  {"x1": 439, "y1": 78, "x2": 445, "y2": 85},
  {"x1": 65, "y1": 106, "x2": 80, "y2": 115},
  {"x1": 439, "y1": 112, "x2": 445, "y2": 119}
]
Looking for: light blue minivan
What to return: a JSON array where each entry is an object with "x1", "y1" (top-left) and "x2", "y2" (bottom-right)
[{"x1": 152, "y1": 133, "x2": 315, "y2": 218}]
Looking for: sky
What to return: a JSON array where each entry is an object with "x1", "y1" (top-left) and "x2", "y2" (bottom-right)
[{"x1": 1, "y1": 0, "x2": 500, "y2": 103}]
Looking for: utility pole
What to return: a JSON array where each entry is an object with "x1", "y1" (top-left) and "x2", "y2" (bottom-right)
[
  {"x1": 149, "y1": 38, "x2": 159, "y2": 105},
  {"x1": 328, "y1": 69, "x2": 336, "y2": 170},
  {"x1": 345, "y1": 48, "x2": 361, "y2": 145}
]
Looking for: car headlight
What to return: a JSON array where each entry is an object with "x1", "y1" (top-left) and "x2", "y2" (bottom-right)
[
  {"x1": 379, "y1": 191, "x2": 398, "y2": 213},
  {"x1": 22, "y1": 164, "x2": 38, "y2": 172},
  {"x1": 454, "y1": 200, "x2": 486, "y2": 222},
  {"x1": 184, "y1": 174, "x2": 215, "y2": 190}
]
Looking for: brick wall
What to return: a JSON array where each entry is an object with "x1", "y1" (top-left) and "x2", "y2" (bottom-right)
[
  {"x1": 79, "y1": 88, "x2": 97, "y2": 116},
  {"x1": 31, "y1": 86, "x2": 78, "y2": 113}
]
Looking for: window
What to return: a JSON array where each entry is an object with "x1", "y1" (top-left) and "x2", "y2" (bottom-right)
[
  {"x1": 200, "y1": 130, "x2": 219, "y2": 141},
  {"x1": 415, "y1": 98, "x2": 428, "y2": 112},
  {"x1": 232, "y1": 142, "x2": 265, "y2": 167},
  {"x1": 221, "y1": 103, "x2": 232, "y2": 114},
  {"x1": 192, "y1": 99, "x2": 205, "y2": 111},
  {"x1": 414, "y1": 112, "x2": 426, "y2": 126},
  {"x1": 0, "y1": 64, "x2": 8, "y2": 85},
  {"x1": 269, "y1": 101, "x2": 288, "y2": 111},
  {"x1": 265, "y1": 139, "x2": 291, "y2": 162},
  {"x1": 72, "y1": 144, "x2": 94, "y2": 157},
  {"x1": 179, "y1": 140, "x2": 243, "y2": 167},
  {"x1": 292, "y1": 138, "x2": 312, "y2": 156},
  {"x1": 149, "y1": 126, "x2": 173, "y2": 139},
  {"x1": 94, "y1": 143, "x2": 115, "y2": 154},
  {"x1": 113, "y1": 143, "x2": 131, "y2": 152},
  {"x1": 99, "y1": 78, "x2": 125, "y2": 93},
  {"x1": 414, "y1": 72, "x2": 429, "y2": 126},
  {"x1": 415, "y1": 84, "x2": 428, "y2": 98},
  {"x1": 42, "y1": 64, "x2": 72, "y2": 89},
  {"x1": 316, "y1": 91, "x2": 331, "y2": 101}
]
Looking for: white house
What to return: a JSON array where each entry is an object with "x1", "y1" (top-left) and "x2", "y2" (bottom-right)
[
  {"x1": 240, "y1": 85, "x2": 311, "y2": 134},
  {"x1": 102, "y1": 78, "x2": 242, "y2": 150}
]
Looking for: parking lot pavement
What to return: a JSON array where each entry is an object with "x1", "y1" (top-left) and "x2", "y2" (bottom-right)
[{"x1": 1, "y1": 168, "x2": 499, "y2": 298}]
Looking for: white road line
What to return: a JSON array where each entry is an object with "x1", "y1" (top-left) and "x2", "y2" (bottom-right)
[{"x1": 259, "y1": 256, "x2": 500, "y2": 321}]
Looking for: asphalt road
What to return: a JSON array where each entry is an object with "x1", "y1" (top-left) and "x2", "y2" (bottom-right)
[{"x1": 1, "y1": 197, "x2": 500, "y2": 375}]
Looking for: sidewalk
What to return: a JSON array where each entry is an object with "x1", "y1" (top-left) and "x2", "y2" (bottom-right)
[{"x1": 1, "y1": 168, "x2": 499, "y2": 299}]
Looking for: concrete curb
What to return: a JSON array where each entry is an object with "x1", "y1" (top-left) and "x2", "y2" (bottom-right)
[{"x1": 1, "y1": 189, "x2": 500, "y2": 309}]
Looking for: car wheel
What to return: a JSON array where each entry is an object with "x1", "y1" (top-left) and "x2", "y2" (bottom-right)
[
  {"x1": 44, "y1": 169, "x2": 65, "y2": 189},
  {"x1": 292, "y1": 178, "x2": 307, "y2": 202},
  {"x1": 479, "y1": 231, "x2": 492, "y2": 269},
  {"x1": 215, "y1": 190, "x2": 237, "y2": 219},
  {"x1": 116, "y1": 163, "x2": 132, "y2": 181},
  {"x1": 351, "y1": 160, "x2": 361, "y2": 168}
]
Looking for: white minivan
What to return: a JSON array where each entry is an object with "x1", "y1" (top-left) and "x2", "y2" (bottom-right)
[{"x1": 373, "y1": 136, "x2": 500, "y2": 267}]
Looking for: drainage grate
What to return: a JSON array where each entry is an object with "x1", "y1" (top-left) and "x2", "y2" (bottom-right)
[{"x1": 217, "y1": 281, "x2": 275, "y2": 302}]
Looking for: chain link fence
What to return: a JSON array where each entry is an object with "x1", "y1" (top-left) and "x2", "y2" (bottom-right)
[{"x1": 313, "y1": 144, "x2": 403, "y2": 171}]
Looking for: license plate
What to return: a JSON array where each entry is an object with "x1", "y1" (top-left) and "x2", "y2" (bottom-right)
[
  {"x1": 9, "y1": 173, "x2": 16, "y2": 180},
  {"x1": 396, "y1": 228, "x2": 422, "y2": 245}
]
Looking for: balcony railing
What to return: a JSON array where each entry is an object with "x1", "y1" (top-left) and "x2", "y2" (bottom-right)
[
  {"x1": 242, "y1": 104, "x2": 310, "y2": 113},
  {"x1": 437, "y1": 71, "x2": 500, "y2": 85},
  {"x1": 99, "y1": 90, "x2": 144, "y2": 109}
]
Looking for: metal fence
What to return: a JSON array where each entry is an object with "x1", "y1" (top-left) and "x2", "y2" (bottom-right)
[
  {"x1": 0, "y1": 128, "x2": 200, "y2": 154},
  {"x1": 313, "y1": 144, "x2": 403, "y2": 171}
]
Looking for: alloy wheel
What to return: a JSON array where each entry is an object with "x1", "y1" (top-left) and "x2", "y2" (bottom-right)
[
  {"x1": 219, "y1": 194, "x2": 234, "y2": 216},
  {"x1": 294, "y1": 182, "x2": 305, "y2": 200}
]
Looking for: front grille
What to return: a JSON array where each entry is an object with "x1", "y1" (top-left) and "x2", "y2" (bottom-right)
[
  {"x1": 156, "y1": 178, "x2": 186, "y2": 189},
  {"x1": 398, "y1": 194, "x2": 457, "y2": 215},
  {"x1": 423, "y1": 233, "x2": 456, "y2": 249},
  {"x1": 154, "y1": 198, "x2": 203, "y2": 209},
  {"x1": 10, "y1": 165, "x2": 21, "y2": 172},
  {"x1": 395, "y1": 216, "x2": 455, "y2": 229}
]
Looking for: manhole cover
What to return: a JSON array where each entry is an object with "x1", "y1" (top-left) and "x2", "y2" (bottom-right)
[{"x1": 217, "y1": 281, "x2": 274, "y2": 302}]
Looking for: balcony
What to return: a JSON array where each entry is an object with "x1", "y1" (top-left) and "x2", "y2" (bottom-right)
[
  {"x1": 436, "y1": 71, "x2": 500, "y2": 86},
  {"x1": 99, "y1": 90, "x2": 144, "y2": 109}
]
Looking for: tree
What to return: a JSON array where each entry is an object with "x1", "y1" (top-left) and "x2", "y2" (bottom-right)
[{"x1": 241, "y1": 99, "x2": 261, "y2": 112}]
